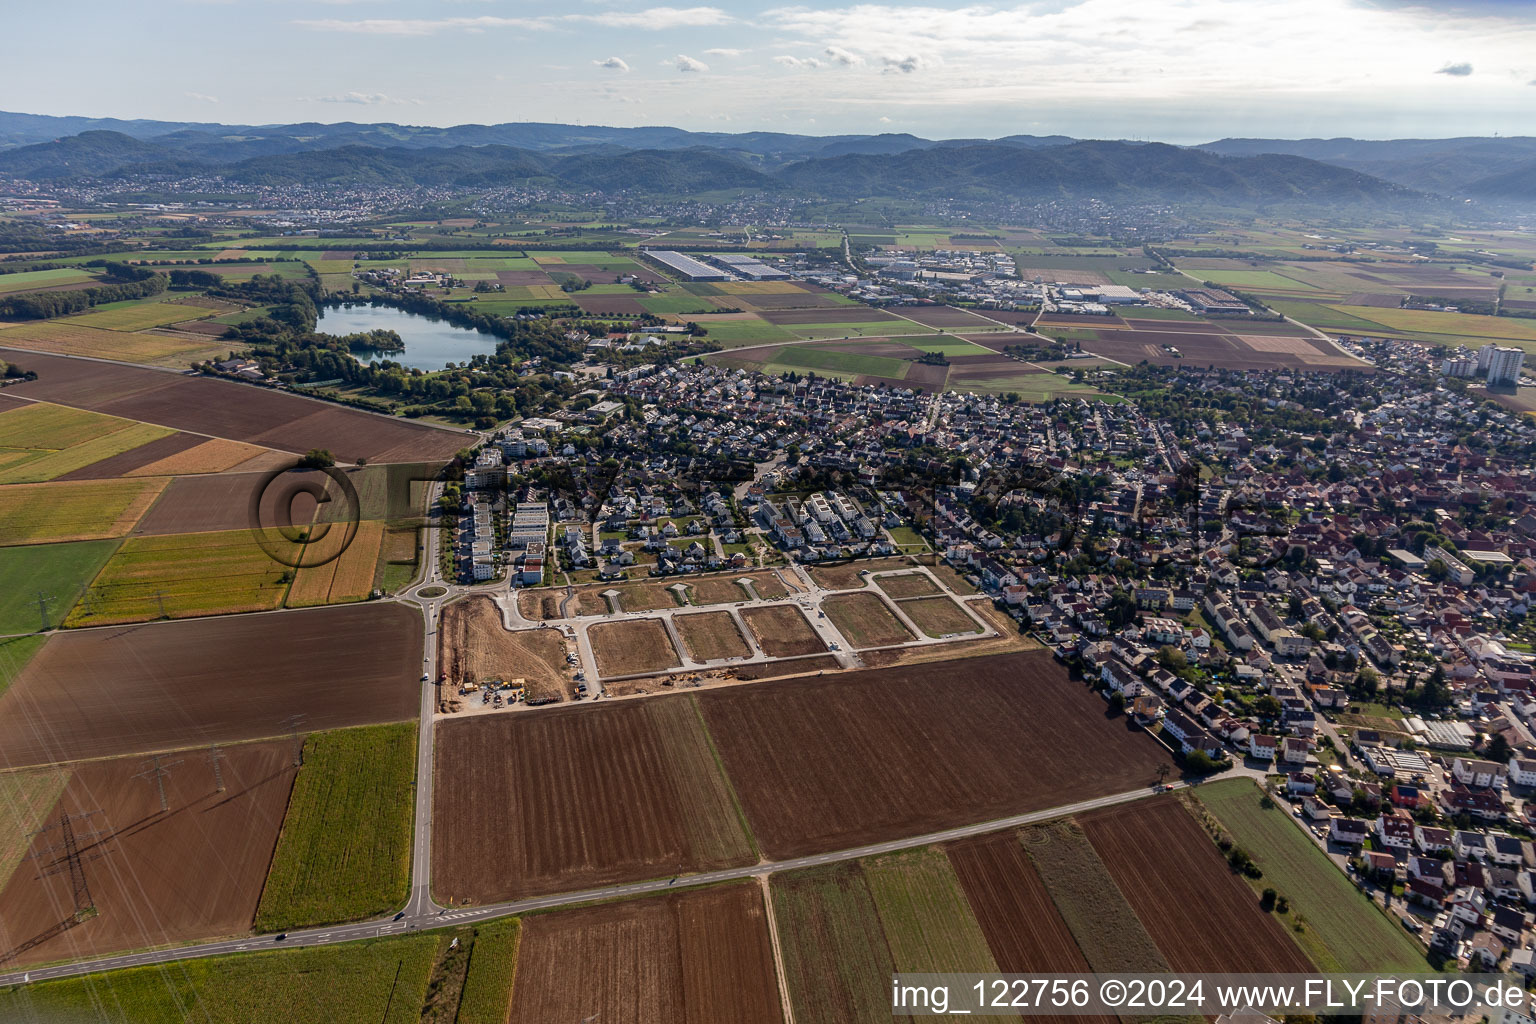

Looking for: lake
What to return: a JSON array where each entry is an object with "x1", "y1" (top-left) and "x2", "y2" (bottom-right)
[{"x1": 316, "y1": 303, "x2": 501, "y2": 372}]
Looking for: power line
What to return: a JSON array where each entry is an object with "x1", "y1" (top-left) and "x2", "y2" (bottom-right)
[
  {"x1": 283, "y1": 714, "x2": 308, "y2": 767},
  {"x1": 131, "y1": 755, "x2": 183, "y2": 814},
  {"x1": 28, "y1": 810, "x2": 106, "y2": 922}
]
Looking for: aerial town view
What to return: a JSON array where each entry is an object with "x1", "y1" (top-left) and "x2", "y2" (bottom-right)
[{"x1": 1, "y1": 1, "x2": 1536, "y2": 1021}]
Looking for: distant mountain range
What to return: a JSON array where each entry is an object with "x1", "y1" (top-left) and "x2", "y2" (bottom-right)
[{"x1": 0, "y1": 109, "x2": 1526, "y2": 203}]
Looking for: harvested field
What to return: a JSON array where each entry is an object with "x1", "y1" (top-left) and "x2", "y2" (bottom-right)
[
  {"x1": 874, "y1": 571, "x2": 941, "y2": 598},
  {"x1": 901, "y1": 595, "x2": 983, "y2": 637},
  {"x1": 439, "y1": 596, "x2": 569, "y2": 702},
  {"x1": 1079, "y1": 328, "x2": 1362, "y2": 370},
  {"x1": 127, "y1": 437, "x2": 269, "y2": 476},
  {"x1": 589, "y1": 617, "x2": 680, "y2": 676},
  {"x1": 433, "y1": 697, "x2": 754, "y2": 902},
  {"x1": 0, "y1": 603, "x2": 423, "y2": 768},
  {"x1": 675, "y1": 611, "x2": 752, "y2": 661},
  {"x1": 285, "y1": 519, "x2": 386, "y2": 607},
  {"x1": 0, "y1": 320, "x2": 216, "y2": 364},
  {"x1": 509, "y1": 883, "x2": 782, "y2": 1024},
  {"x1": 131, "y1": 470, "x2": 272, "y2": 535},
  {"x1": 823, "y1": 591, "x2": 915, "y2": 647},
  {"x1": 739, "y1": 604, "x2": 824, "y2": 657},
  {"x1": 863, "y1": 846, "x2": 1002, "y2": 975},
  {"x1": 0, "y1": 476, "x2": 167, "y2": 544},
  {"x1": 700, "y1": 651, "x2": 1168, "y2": 858},
  {"x1": 0, "y1": 740, "x2": 296, "y2": 967},
  {"x1": 1022, "y1": 821, "x2": 1170, "y2": 974},
  {"x1": 1079, "y1": 799, "x2": 1314, "y2": 973},
  {"x1": 0, "y1": 348, "x2": 468, "y2": 463}
]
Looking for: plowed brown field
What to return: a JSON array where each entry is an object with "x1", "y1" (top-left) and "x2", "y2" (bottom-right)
[
  {"x1": 0, "y1": 741, "x2": 295, "y2": 967},
  {"x1": 508, "y1": 883, "x2": 782, "y2": 1024},
  {"x1": 1079, "y1": 798, "x2": 1314, "y2": 972},
  {"x1": 700, "y1": 651, "x2": 1167, "y2": 858}
]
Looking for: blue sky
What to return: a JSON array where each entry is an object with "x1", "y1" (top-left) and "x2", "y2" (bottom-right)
[{"x1": 5, "y1": 0, "x2": 1536, "y2": 142}]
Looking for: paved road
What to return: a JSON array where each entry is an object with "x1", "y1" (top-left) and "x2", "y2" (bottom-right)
[{"x1": 0, "y1": 778, "x2": 1181, "y2": 986}]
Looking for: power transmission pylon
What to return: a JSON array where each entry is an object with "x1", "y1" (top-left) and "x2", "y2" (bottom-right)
[
  {"x1": 282, "y1": 714, "x2": 307, "y2": 767},
  {"x1": 132, "y1": 755, "x2": 183, "y2": 813},
  {"x1": 34, "y1": 591, "x2": 51, "y2": 632},
  {"x1": 207, "y1": 744, "x2": 228, "y2": 793},
  {"x1": 28, "y1": 810, "x2": 106, "y2": 922}
]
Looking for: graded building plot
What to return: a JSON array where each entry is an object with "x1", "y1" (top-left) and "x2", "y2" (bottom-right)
[
  {"x1": 0, "y1": 476, "x2": 168, "y2": 545},
  {"x1": 674, "y1": 611, "x2": 752, "y2": 661},
  {"x1": 438, "y1": 595, "x2": 569, "y2": 703},
  {"x1": 1021, "y1": 820, "x2": 1171, "y2": 974},
  {"x1": 874, "y1": 571, "x2": 941, "y2": 598},
  {"x1": 255, "y1": 723, "x2": 416, "y2": 932},
  {"x1": 699, "y1": 651, "x2": 1169, "y2": 859},
  {"x1": 509, "y1": 883, "x2": 782, "y2": 1024},
  {"x1": 65, "y1": 528, "x2": 295, "y2": 626},
  {"x1": 1079, "y1": 798, "x2": 1314, "y2": 973},
  {"x1": 0, "y1": 320, "x2": 218, "y2": 364},
  {"x1": 822, "y1": 591, "x2": 915, "y2": 647},
  {"x1": 612, "y1": 580, "x2": 684, "y2": 612},
  {"x1": 588, "y1": 617, "x2": 681, "y2": 676},
  {"x1": 0, "y1": 933, "x2": 439, "y2": 1024},
  {"x1": 433, "y1": 696, "x2": 755, "y2": 903},
  {"x1": 686, "y1": 575, "x2": 750, "y2": 604},
  {"x1": 1196, "y1": 778, "x2": 1426, "y2": 972},
  {"x1": 0, "y1": 348, "x2": 468, "y2": 464},
  {"x1": 739, "y1": 603, "x2": 825, "y2": 657},
  {"x1": 0, "y1": 603, "x2": 423, "y2": 768},
  {"x1": 0, "y1": 539, "x2": 119, "y2": 632},
  {"x1": 900, "y1": 595, "x2": 983, "y2": 638},
  {"x1": 0, "y1": 740, "x2": 297, "y2": 967},
  {"x1": 771, "y1": 861, "x2": 897, "y2": 1024}
]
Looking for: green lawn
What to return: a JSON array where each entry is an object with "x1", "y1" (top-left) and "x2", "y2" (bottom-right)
[
  {"x1": 1197, "y1": 778, "x2": 1427, "y2": 973},
  {"x1": 0, "y1": 539, "x2": 119, "y2": 631},
  {"x1": 255, "y1": 722, "x2": 418, "y2": 931},
  {"x1": 0, "y1": 934, "x2": 439, "y2": 1024}
]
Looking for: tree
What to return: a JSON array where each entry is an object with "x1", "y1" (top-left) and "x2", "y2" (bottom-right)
[
  {"x1": 1107, "y1": 691, "x2": 1125, "y2": 715},
  {"x1": 1485, "y1": 732, "x2": 1512, "y2": 766},
  {"x1": 298, "y1": 448, "x2": 335, "y2": 469},
  {"x1": 1261, "y1": 887, "x2": 1277, "y2": 911}
]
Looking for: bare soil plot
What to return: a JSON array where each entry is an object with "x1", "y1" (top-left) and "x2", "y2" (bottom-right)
[
  {"x1": 127, "y1": 437, "x2": 272, "y2": 477},
  {"x1": 736, "y1": 291, "x2": 846, "y2": 310},
  {"x1": 1080, "y1": 328, "x2": 1362, "y2": 371},
  {"x1": 809, "y1": 555, "x2": 912, "y2": 589},
  {"x1": 760, "y1": 307, "x2": 899, "y2": 325},
  {"x1": 739, "y1": 604, "x2": 824, "y2": 657},
  {"x1": 0, "y1": 741, "x2": 295, "y2": 967},
  {"x1": 874, "y1": 572, "x2": 941, "y2": 598},
  {"x1": 901, "y1": 595, "x2": 982, "y2": 637},
  {"x1": 613, "y1": 581, "x2": 684, "y2": 612},
  {"x1": 494, "y1": 269, "x2": 556, "y2": 286},
  {"x1": 1036, "y1": 312, "x2": 1129, "y2": 329},
  {"x1": 0, "y1": 604, "x2": 423, "y2": 768},
  {"x1": 686, "y1": 575, "x2": 749, "y2": 604},
  {"x1": 699, "y1": 651, "x2": 1168, "y2": 858},
  {"x1": 0, "y1": 348, "x2": 467, "y2": 463},
  {"x1": 439, "y1": 596, "x2": 568, "y2": 702},
  {"x1": 674, "y1": 611, "x2": 752, "y2": 661},
  {"x1": 433, "y1": 697, "x2": 754, "y2": 902},
  {"x1": 896, "y1": 305, "x2": 1006, "y2": 329},
  {"x1": 589, "y1": 618, "x2": 681, "y2": 676},
  {"x1": 131, "y1": 470, "x2": 271, "y2": 534},
  {"x1": 509, "y1": 883, "x2": 782, "y2": 1024},
  {"x1": 745, "y1": 570, "x2": 789, "y2": 598},
  {"x1": 1079, "y1": 799, "x2": 1314, "y2": 973},
  {"x1": 823, "y1": 592, "x2": 915, "y2": 647}
]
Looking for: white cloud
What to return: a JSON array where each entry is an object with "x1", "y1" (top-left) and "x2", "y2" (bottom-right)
[
  {"x1": 296, "y1": 16, "x2": 544, "y2": 34},
  {"x1": 705, "y1": 47, "x2": 746, "y2": 56},
  {"x1": 881, "y1": 54, "x2": 932, "y2": 74},
  {"x1": 568, "y1": 7, "x2": 730, "y2": 30},
  {"x1": 879, "y1": 115, "x2": 892, "y2": 122},
  {"x1": 673, "y1": 53, "x2": 710, "y2": 72},
  {"x1": 1436, "y1": 61, "x2": 1474, "y2": 75},
  {"x1": 595, "y1": 56, "x2": 631, "y2": 72},
  {"x1": 774, "y1": 54, "x2": 823, "y2": 68},
  {"x1": 824, "y1": 45, "x2": 861, "y2": 66},
  {"x1": 184, "y1": 91, "x2": 219, "y2": 103}
]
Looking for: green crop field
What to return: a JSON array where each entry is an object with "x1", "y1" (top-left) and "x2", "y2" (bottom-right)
[
  {"x1": 0, "y1": 539, "x2": 119, "y2": 632},
  {"x1": 1196, "y1": 779, "x2": 1427, "y2": 973},
  {"x1": 0, "y1": 418, "x2": 172, "y2": 484},
  {"x1": 67, "y1": 528, "x2": 295, "y2": 625},
  {"x1": 905, "y1": 335, "x2": 994, "y2": 356},
  {"x1": 786, "y1": 321, "x2": 940, "y2": 340},
  {"x1": 0, "y1": 934, "x2": 439, "y2": 1024},
  {"x1": 256, "y1": 722, "x2": 418, "y2": 931},
  {"x1": 637, "y1": 293, "x2": 721, "y2": 316},
  {"x1": 693, "y1": 317, "x2": 797, "y2": 347},
  {"x1": 0, "y1": 401, "x2": 135, "y2": 451},
  {"x1": 1327, "y1": 305, "x2": 1536, "y2": 349},
  {"x1": 863, "y1": 847, "x2": 1000, "y2": 974},
  {"x1": 453, "y1": 918, "x2": 523, "y2": 1024},
  {"x1": 0, "y1": 267, "x2": 98, "y2": 294},
  {"x1": 772, "y1": 862, "x2": 897, "y2": 1023},
  {"x1": 1196, "y1": 269, "x2": 1321, "y2": 292},
  {"x1": 1265, "y1": 300, "x2": 1395, "y2": 334},
  {"x1": 768, "y1": 346, "x2": 913, "y2": 378},
  {"x1": 63, "y1": 299, "x2": 208, "y2": 331}
]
